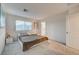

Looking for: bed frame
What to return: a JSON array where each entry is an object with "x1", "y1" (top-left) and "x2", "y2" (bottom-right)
[{"x1": 20, "y1": 36, "x2": 48, "y2": 51}]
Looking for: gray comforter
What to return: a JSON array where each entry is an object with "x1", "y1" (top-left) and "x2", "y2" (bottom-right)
[{"x1": 19, "y1": 35, "x2": 42, "y2": 43}]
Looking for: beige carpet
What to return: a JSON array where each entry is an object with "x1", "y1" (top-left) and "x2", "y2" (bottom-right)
[
  {"x1": 2, "y1": 40, "x2": 62, "y2": 55},
  {"x1": 2, "y1": 40, "x2": 79, "y2": 55},
  {"x1": 48, "y1": 40, "x2": 79, "y2": 55}
]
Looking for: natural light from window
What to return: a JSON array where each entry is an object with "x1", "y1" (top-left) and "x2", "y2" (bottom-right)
[
  {"x1": 16, "y1": 20, "x2": 32, "y2": 31},
  {"x1": 41, "y1": 21, "x2": 46, "y2": 35}
]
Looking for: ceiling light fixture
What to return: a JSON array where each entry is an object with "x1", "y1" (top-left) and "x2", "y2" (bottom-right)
[{"x1": 24, "y1": 9, "x2": 28, "y2": 12}]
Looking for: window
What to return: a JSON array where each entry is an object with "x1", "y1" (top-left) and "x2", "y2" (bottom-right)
[
  {"x1": 16, "y1": 20, "x2": 32, "y2": 31},
  {"x1": 0, "y1": 6, "x2": 5, "y2": 28},
  {"x1": 0, "y1": 6, "x2": 1, "y2": 27},
  {"x1": 41, "y1": 21, "x2": 46, "y2": 35}
]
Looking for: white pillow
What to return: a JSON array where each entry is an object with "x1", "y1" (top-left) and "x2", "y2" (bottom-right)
[{"x1": 20, "y1": 32, "x2": 29, "y2": 36}]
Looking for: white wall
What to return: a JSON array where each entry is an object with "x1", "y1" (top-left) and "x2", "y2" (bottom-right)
[
  {"x1": 6, "y1": 14, "x2": 33, "y2": 36},
  {"x1": 6, "y1": 14, "x2": 42, "y2": 36},
  {"x1": 42, "y1": 13, "x2": 66, "y2": 44}
]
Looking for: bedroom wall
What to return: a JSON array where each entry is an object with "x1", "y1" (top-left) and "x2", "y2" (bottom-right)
[
  {"x1": 6, "y1": 14, "x2": 41, "y2": 36},
  {"x1": 6, "y1": 13, "x2": 33, "y2": 36},
  {"x1": 42, "y1": 13, "x2": 66, "y2": 44}
]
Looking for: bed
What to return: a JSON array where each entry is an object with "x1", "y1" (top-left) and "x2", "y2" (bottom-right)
[{"x1": 19, "y1": 34, "x2": 48, "y2": 51}]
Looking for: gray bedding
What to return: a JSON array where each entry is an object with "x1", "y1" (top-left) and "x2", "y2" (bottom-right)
[{"x1": 19, "y1": 35, "x2": 42, "y2": 43}]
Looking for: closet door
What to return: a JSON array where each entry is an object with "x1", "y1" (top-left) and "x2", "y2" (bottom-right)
[{"x1": 67, "y1": 13, "x2": 79, "y2": 50}]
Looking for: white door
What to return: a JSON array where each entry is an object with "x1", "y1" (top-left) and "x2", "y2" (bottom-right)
[{"x1": 66, "y1": 13, "x2": 79, "y2": 50}]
